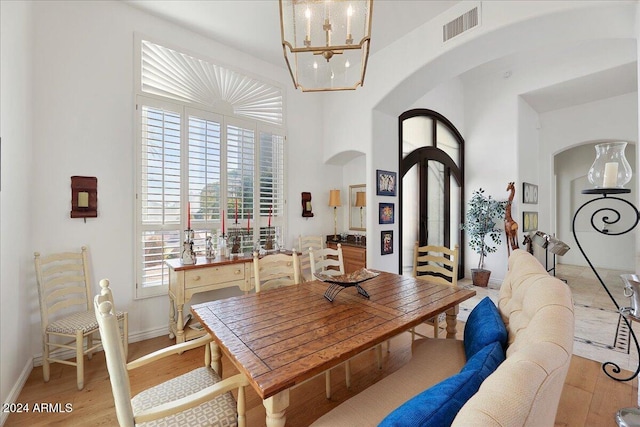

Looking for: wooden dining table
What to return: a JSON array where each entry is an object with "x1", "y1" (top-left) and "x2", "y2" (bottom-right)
[{"x1": 191, "y1": 270, "x2": 476, "y2": 427}]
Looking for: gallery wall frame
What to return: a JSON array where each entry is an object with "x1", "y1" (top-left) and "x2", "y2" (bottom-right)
[
  {"x1": 376, "y1": 170, "x2": 397, "y2": 196},
  {"x1": 379, "y1": 202, "x2": 394, "y2": 224},
  {"x1": 522, "y1": 182, "x2": 538, "y2": 204},
  {"x1": 381, "y1": 230, "x2": 393, "y2": 255},
  {"x1": 523, "y1": 211, "x2": 538, "y2": 232}
]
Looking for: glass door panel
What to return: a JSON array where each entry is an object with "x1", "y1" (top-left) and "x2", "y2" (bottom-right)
[
  {"x1": 402, "y1": 164, "x2": 419, "y2": 275},
  {"x1": 427, "y1": 160, "x2": 445, "y2": 247}
]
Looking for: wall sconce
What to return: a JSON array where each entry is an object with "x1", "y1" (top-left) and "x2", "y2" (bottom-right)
[
  {"x1": 302, "y1": 192, "x2": 314, "y2": 217},
  {"x1": 587, "y1": 142, "x2": 632, "y2": 188},
  {"x1": 71, "y1": 176, "x2": 97, "y2": 222},
  {"x1": 329, "y1": 189, "x2": 341, "y2": 241}
]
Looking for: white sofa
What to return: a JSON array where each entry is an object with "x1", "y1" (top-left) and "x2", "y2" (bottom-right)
[{"x1": 311, "y1": 249, "x2": 575, "y2": 426}]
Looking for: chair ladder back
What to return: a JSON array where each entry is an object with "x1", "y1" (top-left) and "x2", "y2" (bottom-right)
[
  {"x1": 94, "y1": 290, "x2": 135, "y2": 427},
  {"x1": 413, "y1": 243, "x2": 459, "y2": 287},
  {"x1": 298, "y1": 235, "x2": 324, "y2": 280},
  {"x1": 309, "y1": 244, "x2": 345, "y2": 277},
  {"x1": 34, "y1": 246, "x2": 92, "y2": 328},
  {"x1": 253, "y1": 252, "x2": 301, "y2": 293}
]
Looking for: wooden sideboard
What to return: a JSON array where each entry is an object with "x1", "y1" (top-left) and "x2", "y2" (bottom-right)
[
  {"x1": 327, "y1": 241, "x2": 366, "y2": 273},
  {"x1": 166, "y1": 255, "x2": 254, "y2": 344}
]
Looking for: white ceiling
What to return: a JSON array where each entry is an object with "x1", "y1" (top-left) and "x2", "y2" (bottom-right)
[
  {"x1": 125, "y1": 0, "x2": 459, "y2": 67},
  {"x1": 522, "y1": 62, "x2": 638, "y2": 113},
  {"x1": 125, "y1": 0, "x2": 638, "y2": 114}
]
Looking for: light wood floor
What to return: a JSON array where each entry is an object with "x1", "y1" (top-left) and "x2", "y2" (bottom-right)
[{"x1": 5, "y1": 321, "x2": 638, "y2": 427}]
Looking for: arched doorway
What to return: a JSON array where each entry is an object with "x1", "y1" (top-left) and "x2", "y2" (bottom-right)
[
  {"x1": 555, "y1": 141, "x2": 636, "y2": 271},
  {"x1": 399, "y1": 109, "x2": 464, "y2": 276}
]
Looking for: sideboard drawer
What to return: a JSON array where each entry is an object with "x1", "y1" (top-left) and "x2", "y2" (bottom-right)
[{"x1": 184, "y1": 264, "x2": 245, "y2": 288}]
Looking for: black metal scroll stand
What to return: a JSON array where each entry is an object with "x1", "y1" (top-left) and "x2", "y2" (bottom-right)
[
  {"x1": 324, "y1": 282, "x2": 371, "y2": 302},
  {"x1": 545, "y1": 246, "x2": 557, "y2": 277},
  {"x1": 571, "y1": 188, "x2": 640, "y2": 382}
]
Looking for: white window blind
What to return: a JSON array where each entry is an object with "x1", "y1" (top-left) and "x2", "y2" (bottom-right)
[
  {"x1": 135, "y1": 37, "x2": 287, "y2": 298},
  {"x1": 188, "y1": 115, "x2": 222, "y2": 225},
  {"x1": 136, "y1": 99, "x2": 286, "y2": 297},
  {"x1": 140, "y1": 39, "x2": 284, "y2": 127},
  {"x1": 138, "y1": 103, "x2": 182, "y2": 292},
  {"x1": 259, "y1": 131, "x2": 285, "y2": 244},
  {"x1": 226, "y1": 122, "x2": 255, "y2": 253}
]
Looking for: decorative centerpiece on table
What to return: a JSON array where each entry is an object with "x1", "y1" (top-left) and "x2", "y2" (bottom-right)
[
  {"x1": 315, "y1": 268, "x2": 380, "y2": 301},
  {"x1": 460, "y1": 188, "x2": 507, "y2": 287}
]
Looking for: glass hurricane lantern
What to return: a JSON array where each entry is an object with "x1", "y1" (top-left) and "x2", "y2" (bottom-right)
[{"x1": 587, "y1": 142, "x2": 632, "y2": 189}]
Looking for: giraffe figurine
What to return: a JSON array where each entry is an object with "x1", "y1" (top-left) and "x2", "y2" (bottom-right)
[{"x1": 505, "y1": 182, "x2": 519, "y2": 255}]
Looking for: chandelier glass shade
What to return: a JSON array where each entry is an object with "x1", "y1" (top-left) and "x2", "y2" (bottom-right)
[{"x1": 279, "y1": 0, "x2": 373, "y2": 92}]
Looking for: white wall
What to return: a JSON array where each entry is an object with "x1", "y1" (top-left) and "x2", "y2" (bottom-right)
[
  {"x1": 325, "y1": 1, "x2": 639, "y2": 278},
  {"x1": 542, "y1": 93, "x2": 639, "y2": 269},
  {"x1": 461, "y1": 67, "x2": 519, "y2": 280},
  {"x1": 517, "y1": 98, "x2": 543, "y2": 264},
  {"x1": 4, "y1": 0, "x2": 640, "y2": 410},
  {"x1": 409, "y1": 77, "x2": 465, "y2": 130},
  {"x1": 27, "y1": 0, "x2": 328, "y2": 360},
  {"x1": 0, "y1": 0, "x2": 35, "y2": 417},
  {"x1": 284, "y1": 90, "x2": 340, "y2": 250},
  {"x1": 342, "y1": 154, "x2": 366, "y2": 234}
]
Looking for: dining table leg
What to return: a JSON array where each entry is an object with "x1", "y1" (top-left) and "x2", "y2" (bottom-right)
[
  {"x1": 264, "y1": 389, "x2": 289, "y2": 427},
  {"x1": 445, "y1": 305, "x2": 460, "y2": 339}
]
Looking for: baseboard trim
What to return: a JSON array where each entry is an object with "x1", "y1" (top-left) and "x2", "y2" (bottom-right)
[{"x1": 1, "y1": 357, "x2": 33, "y2": 427}]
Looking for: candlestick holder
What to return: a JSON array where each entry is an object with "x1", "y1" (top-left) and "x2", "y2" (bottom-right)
[
  {"x1": 181, "y1": 229, "x2": 196, "y2": 265},
  {"x1": 264, "y1": 226, "x2": 280, "y2": 251},
  {"x1": 218, "y1": 234, "x2": 230, "y2": 258}
]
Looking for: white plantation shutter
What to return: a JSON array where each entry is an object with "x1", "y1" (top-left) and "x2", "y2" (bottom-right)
[
  {"x1": 226, "y1": 121, "x2": 255, "y2": 253},
  {"x1": 138, "y1": 101, "x2": 182, "y2": 294},
  {"x1": 259, "y1": 131, "x2": 285, "y2": 214},
  {"x1": 188, "y1": 112, "x2": 222, "y2": 227},
  {"x1": 259, "y1": 131, "x2": 285, "y2": 244},
  {"x1": 141, "y1": 39, "x2": 284, "y2": 127},
  {"x1": 135, "y1": 39, "x2": 287, "y2": 297}
]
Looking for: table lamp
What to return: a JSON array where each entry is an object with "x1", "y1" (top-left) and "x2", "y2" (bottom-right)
[
  {"x1": 329, "y1": 189, "x2": 341, "y2": 241},
  {"x1": 355, "y1": 191, "x2": 366, "y2": 228}
]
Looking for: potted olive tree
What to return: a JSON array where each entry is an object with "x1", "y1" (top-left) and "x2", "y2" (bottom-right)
[{"x1": 461, "y1": 188, "x2": 507, "y2": 287}]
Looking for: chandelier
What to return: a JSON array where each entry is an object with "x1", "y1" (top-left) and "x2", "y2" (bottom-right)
[{"x1": 279, "y1": 0, "x2": 373, "y2": 92}]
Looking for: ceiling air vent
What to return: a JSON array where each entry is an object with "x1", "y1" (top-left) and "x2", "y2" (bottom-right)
[{"x1": 443, "y1": 6, "x2": 479, "y2": 42}]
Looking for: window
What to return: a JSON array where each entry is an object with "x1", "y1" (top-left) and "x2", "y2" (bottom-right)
[{"x1": 135, "y1": 38, "x2": 286, "y2": 298}]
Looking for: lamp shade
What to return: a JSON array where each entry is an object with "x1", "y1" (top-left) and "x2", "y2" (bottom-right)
[
  {"x1": 329, "y1": 189, "x2": 342, "y2": 207},
  {"x1": 279, "y1": 0, "x2": 373, "y2": 92},
  {"x1": 355, "y1": 191, "x2": 366, "y2": 207}
]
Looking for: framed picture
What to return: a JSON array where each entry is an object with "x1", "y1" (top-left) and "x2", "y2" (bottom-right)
[
  {"x1": 522, "y1": 182, "x2": 538, "y2": 204},
  {"x1": 523, "y1": 211, "x2": 538, "y2": 232},
  {"x1": 379, "y1": 202, "x2": 394, "y2": 224},
  {"x1": 381, "y1": 230, "x2": 394, "y2": 255},
  {"x1": 376, "y1": 169, "x2": 397, "y2": 196}
]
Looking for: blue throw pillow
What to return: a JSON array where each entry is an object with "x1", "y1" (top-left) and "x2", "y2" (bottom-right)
[
  {"x1": 463, "y1": 296, "x2": 507, "y2": 359},
  {"x1": 378, "y1": 342, "x2": 505, "y2": 427},
  {"x1": 461, "y1": 340, "x2": 506, "y2": 376}
]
